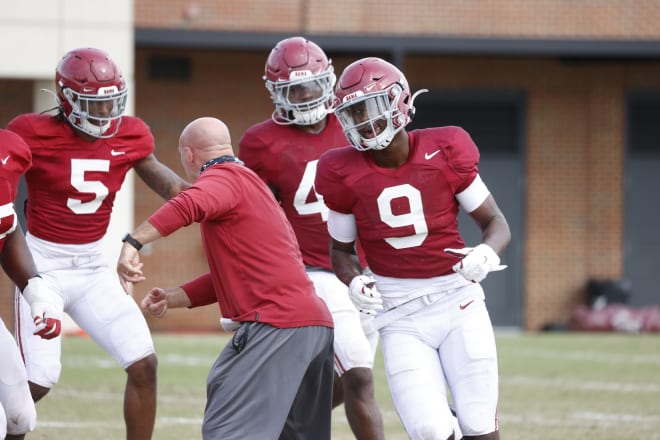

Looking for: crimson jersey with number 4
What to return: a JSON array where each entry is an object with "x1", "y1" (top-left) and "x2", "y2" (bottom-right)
[
  {"x1": 315, "y1": 126, "x2": 480, "y2": 278},
  {"x1": 0, "y1": 129, "x2": 32, "y2": 252},
  {"x1": 239, "y1": 114, "x2": 347, "y2": 269},
  {"x1": 8, "y1": 113, "x2": 154, "y2": 244}
]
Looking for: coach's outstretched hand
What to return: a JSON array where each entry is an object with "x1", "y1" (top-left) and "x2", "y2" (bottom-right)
[
  {"x1": 141, "y1": 288, "x2": 169, "y2": 318},
  {"x1": 117, "y1": 243, "x2": 146, "y2": 293}
]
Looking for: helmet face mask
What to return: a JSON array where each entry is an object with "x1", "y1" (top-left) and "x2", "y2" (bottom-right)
[
  {"x1": 60, "y1": 84, "x2": 127, "y2": 138},
  {"x1": 56, "y1": 48, "x2": 128, "y2": 139},
  {"x1": 264, "y1": 37, "x2": 336, "y2": 126},
  {"x1": 335, "y1": 85, "x2": 406, "y2": 151}
]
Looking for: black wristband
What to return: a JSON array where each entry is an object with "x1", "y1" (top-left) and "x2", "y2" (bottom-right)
[{"x1": 122, "y1": 233, "x2": 143, "y2": 251}]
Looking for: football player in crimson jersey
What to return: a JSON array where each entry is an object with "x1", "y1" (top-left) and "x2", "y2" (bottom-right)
[
  {"x1": 1, "y1": 129, "x2": 62, "y2": 440},
  {"x1": 315, "y1": 57, "x2": 511, "y2": 440},
  {"x1": 117, "y1": 117, "x2": 335, "y2": 440},
  {"x1": 7, "y1": 47, "x2": 189, "y2": 440},
  {"x1": 238, "y1": 37, "x2": 385, "y2": 439}
]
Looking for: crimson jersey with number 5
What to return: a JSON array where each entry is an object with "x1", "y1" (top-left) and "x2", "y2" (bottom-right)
[
  {"x1": 315, "y1": 126, "x2": 480, "y2": 278},
  {"x1": 239, "y1": 114, "x2": 347, "y2": 269},
  {"x1": 8, "y1": 113, "x2": 154, "y2": 244}
]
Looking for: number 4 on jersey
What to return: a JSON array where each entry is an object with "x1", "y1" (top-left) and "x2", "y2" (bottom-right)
[{"x1": 293, "y1": 160, "x2": 329, "y2": 221}]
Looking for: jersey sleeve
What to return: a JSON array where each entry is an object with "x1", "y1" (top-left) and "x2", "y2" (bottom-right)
[
  {"x1": 0, "y1": 128, "x2": 32, "y2": 182},
  {"x1": 315, "y1": 149, "x2": 354, "y2": 214},
  {"x1": 149, "y1": 169, "x2": 237, "y2": 236},
  {"x1": 148, "y1": 192, "x2": 198, "y2": 237},
  {"x1": 180, "y1": 272, "x2": 217, "y2": 307},
  {"x1": 0, "y1": 179, "x2": 18, "y2": 248},
  {"x1": 445, "y1": 126, "x2": 481, "y2": 194},
  {"x1": 119, "y1": 117, "x2": 156, "y2": 163},
  {"x1": 6, "y1": 114, "x2": 31, "y2": 138}
]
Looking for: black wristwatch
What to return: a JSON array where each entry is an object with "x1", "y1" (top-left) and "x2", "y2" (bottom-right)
[{"x1": 122, "y1": 233, "x2": 143, "y2": 251}]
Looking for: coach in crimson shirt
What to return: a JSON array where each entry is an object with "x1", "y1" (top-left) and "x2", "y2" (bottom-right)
[{"x1": 117, "y1": 117, "x2": 334, "y2": 440}]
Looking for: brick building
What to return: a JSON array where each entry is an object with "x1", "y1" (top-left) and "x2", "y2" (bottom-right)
[{"x1": 2, "y1": 0, "x2": 659, "y2": 331}]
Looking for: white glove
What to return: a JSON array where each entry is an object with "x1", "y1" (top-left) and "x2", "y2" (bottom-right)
[
  {"x1": 444, "y1": 244, "x2": 506, "y2": 283},
  {"x1": 22, "y1": 276, "x2": 64, "y2": 340},
  {"x1": 348, "y1": 275, "x2": 383, "y2": 316},
  {"x1": 220, "y1": 318, "x2": 241, "y2": 332}
]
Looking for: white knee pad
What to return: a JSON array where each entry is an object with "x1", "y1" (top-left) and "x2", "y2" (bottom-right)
[
  {"x1": 0, "y1": 403, "x2": 7, "y2": 439},
  {"x1": 408, "y1": 421, "x2": 454, "y2": 440},
  {"x1": 4, "y1": 388, "x2": 37, "y2": 435}
]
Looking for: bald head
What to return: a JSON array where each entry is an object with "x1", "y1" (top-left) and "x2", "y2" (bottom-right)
[{"x1": 178, "y1": 117, "x2": 235, "y2": 179}]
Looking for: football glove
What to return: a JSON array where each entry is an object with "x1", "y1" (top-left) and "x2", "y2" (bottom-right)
[
  {"x1": 22, "y1": 276, "x2": 63, "y2": 340},
  {"x1": 444, "y1": 243, "x2": 506, "y2": 283},
  {"x1": 348, "y1": 275, "x2": 383, "y2": 316}
]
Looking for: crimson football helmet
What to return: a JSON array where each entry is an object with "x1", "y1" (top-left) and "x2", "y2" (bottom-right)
[
  {"x1": 334, "y1": 57, "x2": 426, "y2": 151},
  {"x1": 55, "y1": 48, "x2": 128, "y2": 138},
  {"x1": 264, "y1": 37, "x2": 336, "y2": 126}
]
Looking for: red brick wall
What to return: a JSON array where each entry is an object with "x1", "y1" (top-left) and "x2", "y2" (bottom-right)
[{"x1": 136, "y1": 0, "x2": 660, "y2": 39}]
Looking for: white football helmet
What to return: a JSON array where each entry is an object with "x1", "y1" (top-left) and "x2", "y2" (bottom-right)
[{"x1": 264, "y1": 37, "x2": 336, "y2": 126}]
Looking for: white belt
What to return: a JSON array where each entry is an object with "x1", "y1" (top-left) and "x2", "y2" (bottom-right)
[{"x1": 362, "y1": 291, "x2": 447, "y2": 335}]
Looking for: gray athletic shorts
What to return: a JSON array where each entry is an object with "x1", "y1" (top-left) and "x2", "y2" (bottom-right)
[{"x1": 202, "y1": 322, "x2": 334, "y2": 440}]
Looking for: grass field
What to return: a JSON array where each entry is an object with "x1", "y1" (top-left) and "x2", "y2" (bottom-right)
[{"x1": 25, "y1": 331, "x2": 660, "y2": 439}]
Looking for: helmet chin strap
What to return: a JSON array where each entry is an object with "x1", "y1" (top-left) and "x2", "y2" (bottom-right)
[
  {"x1": 292, "y1": 105, "x2": 328, "y2": 125},
  {"x1": 80, "y1": 118, "x2": 111, "y2": 137}
]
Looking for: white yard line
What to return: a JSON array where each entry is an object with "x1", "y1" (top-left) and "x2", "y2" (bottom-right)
[
  {"x1": 503, "y1": 412, "x2": 660, "y2": 428},
  {"x1": 508, "y1": 347, "x2": 660, "y2": 365},
  {"x1": 63, "y1": 353, "x2": 216, "y2": 369},
  {"x1": 53, "y1": 388, "x2": 205, "y2": 405},
  {"x1": 501, "y1": 375, "x2": 660, "y2": 393}
]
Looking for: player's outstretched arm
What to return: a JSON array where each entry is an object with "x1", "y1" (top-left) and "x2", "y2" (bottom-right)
[
  {"x1": 134, "y1": 153, "x2": 191, "y2": 200},
  {"x1": 445, "y1": 194, "x2": 511, "y2": 283}
]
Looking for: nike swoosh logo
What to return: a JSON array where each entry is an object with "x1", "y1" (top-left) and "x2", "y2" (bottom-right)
[
  {"x1": 365, "y1": 83, "x2": 377, "y2": 92},
  {"x1": 424, "y1": 150, "x2": 441, "y2": 160},
  {"x1": 1, "y1": 155, "x2": 9, "y2": 165},
  {"x1": 459, "y1": 300, "x2": 475, "y2": 310},
  {"x1": 110, "y1": 149, "x2": 126, "y2": 156}
]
